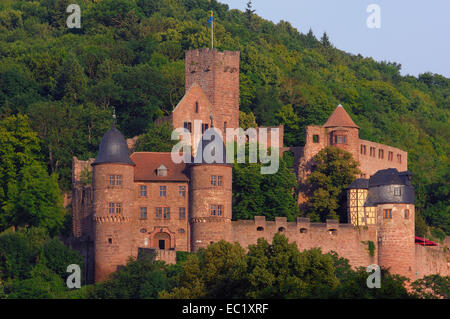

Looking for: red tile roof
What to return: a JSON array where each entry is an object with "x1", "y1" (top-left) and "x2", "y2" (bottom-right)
[
  {"x1": 323, "y1": 104, "x2": 359, "y2": 129},
  {"x1": 130, "y1": 152, "x2": 189, "y2": 182}
]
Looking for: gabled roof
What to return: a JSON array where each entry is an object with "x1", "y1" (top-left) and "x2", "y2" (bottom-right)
[
  {"x1": 130, "y1": 152, "x2": 189, "y2": 182},
  {"x1": 323, "y1": 104, "x2": 359, "y2": 129},
  {"x1": 172, "y1": 82, "x2": 213, "y2": 113}
]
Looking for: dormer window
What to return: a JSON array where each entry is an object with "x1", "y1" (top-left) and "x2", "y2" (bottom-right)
[
  {"x1": 157, "y1": 164, "x2": 168, "y2": 177},
  {"x1": 394, "y1": 187, "x2": 401, "y2": 196}
]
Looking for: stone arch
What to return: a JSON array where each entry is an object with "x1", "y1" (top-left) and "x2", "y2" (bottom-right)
[{"x1": 149, "y1": 227, "x2": 175, "y2": 250}]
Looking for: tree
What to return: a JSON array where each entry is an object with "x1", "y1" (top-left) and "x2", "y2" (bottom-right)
[
  {"x1": 303, "y1": 146, "x2": 361, "y2": 222},
  {"x1": 134, "y1": 122, "x2": 177, "y2": 152},
  {"x1": 321, "y1": 32, "x2": 331, "y2": 47},
  {"x1": 411, "y1": 274, "x2": 449, "y2": 299}
]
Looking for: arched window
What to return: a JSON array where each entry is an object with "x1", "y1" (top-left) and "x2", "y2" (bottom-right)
[
  {"x1": 328, "y1": 229, "x2": 337, "y2": 236},
  {"x1": 195, "y1": 102, "x2": 199, "y2": 113},
  {"x1": 257, "y1": 226, "x2": 264, "y2": 231},
  {"x1": 278, "y1": 227, "x2": 286, "y2": 232},
  {"x1": 300, "y1": 228, "x2": 308, "y2": 234},
  {"x1": 178, "y1": 228, "x2": 185, "y2": 234}
]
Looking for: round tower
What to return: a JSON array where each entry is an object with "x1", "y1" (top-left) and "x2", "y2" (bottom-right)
[
  {"x1": 190, "y1": 127, "x2": 232, "y2": 251},
  {"x1": 91, "y1": 126, "x2": 135, "y2": 282},
  {"x1": 366, "y1": 169, "x2": 415, "y2": 279}
]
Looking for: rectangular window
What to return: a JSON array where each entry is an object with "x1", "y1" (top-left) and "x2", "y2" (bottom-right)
[
  {"x1": 388, "y1": 151, "x2": 393, "y2": 161},
  {"x1": 139, "y1": 185, "x2": 147, "y2": 197},
  {"x1": 338, "y1": 136, "x2": 343, "y2": 144},
  {"x1": 404, "y1": 209, "x2": 410, "y2": 219},
  {"x1": 397, "y1": 154, "x2": 402, "y2": 163},
  {"x1": 155, "y1": 207, "x2": 162, "y2": 219},
  {"x1": 116, "y1": 175, "x2": 122, "y2": 186},
  {"x1": 195, "y1": 102, "x2": 199, "y2": 113},
  {"x1": 361, "y1": 145, "x2": 366, "y2": 155},
  {"x1": 109, "y1": 175, "x2": 115, "y2": 185},
  {"x1": 202, "y1": 123, "x2": 209, "y2": 133},
  {"x1": 217, "y1": 176, "x2": 223, "y2": 186},
  {"x1": 217, "y1": 205, "x2": 223, "y2": 216},
  {"x1": 115, "y1": 203, "x2": 122, "y2": 215},
  {"x1": 179, "y1": 186, "x2": 186, "y2": 197},
  {"x1": 313, "y1": 135, "x2": 319, "y2": 143},
  {"x1": 183, "y1": 122, "x2": 192, "y2": 133},
  {"x1": 394, "y1": 187, "x2": 401, "y2": 196},
  {"x1": 210, "y1": 205, "x2": 217, "y2": 216},
  {"x1": 384, "y1": 209, "x2": 392, "y2": 219},
  {"x1": 211, "y1": 175, "x2": 217, "y2": 186},
  {"x1": 179, "y1": 207, "x2": 186, "y2": 219},
  {"x1": 108, "y1": 203, "x2": 115, "y2": 214},
  {"x1": 160, "y1": 186, "x2": 166, "y2": 197},
  {"x1": 343, "y1": 136, "x2": 347, "y2": 144},
  {"x1": 224, "y1": 122, "x2": 227, "y2": 131},
  {"x1": 334, "y1": 135, "x2": 337, "y2": 144},
  {"x1": 370, "y1": 147, "x2": 376, "y2": 157},
  {"x1": 163, "y1": 207, "x2": 170, "y2": 219},
  {"x1": 379, "y1": 149, "x2": 384, "y2": 159},
  {"x1": 140, "y1": 207, "x2": 147, "y2": 220}
]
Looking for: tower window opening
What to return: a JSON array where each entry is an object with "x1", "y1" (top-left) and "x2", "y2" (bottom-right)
[
  {"x1": 361, "y1": 145, "x2": 366, "y2": 155},
  {"x1": 195, "y1": 102, "x2": 199, "y2": 113},
  {"x1": 183, "y1": 122, "x2": 192, "y2": 133},
  {"x1": 397, "y1": 154, "x2": 402, "y2": 163},
  {"x1": 370, "y1": 147, "x2": 376, "y2": 157},
  {"x1": 388, "y1": 151, "x2": 393, "y2": 161},
  {"x1": 328, "y1": 229, "x2": 337, "y2": 236},
  {"x1": 379, "y1": 149, "x2": 384, "y2": 159},
  {"x1": 257, "y1": 227, "x2": 264, "y2": 231},
  {"x1": 211, "y1": 175, "x2": 217, "y2": 186},
  {"x1": 300, "y1": 228, "x2": 308, "y2": 234},
  {"x1": 404, "y1": 209, "x2": 410, "y2": 219},
  {"x1": 384, "y1": 209, "x2": 392, "y2": 219},
  {"x1": 224, "y1": 121, "x2": 227, "y2": 131},
  {"x1": 217, "y1": 205, "x2": 223, "y2": 216},
  {"x1": 201, "y1": 123, "x2": 209, "y2": 133},
  {"x1": 109, "y1": 175, "x2": 122, "y2": 186},
  {"x1": 278, "y1": 227, "x2": 286, "y2": 232},
  {"x1": 217, "y1": 176, "x2": 223, "y2": 186},
  {"x1": 108, "y1": 238, "x2": 112, "y2": 244},
  {"x1": 313, "y1": 135, "x2": 319, "y2": 143}
]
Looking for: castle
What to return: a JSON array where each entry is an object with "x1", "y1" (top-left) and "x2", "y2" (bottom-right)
[{"x1": 71, "y1": 48, "x2": 449, "y2": 283}]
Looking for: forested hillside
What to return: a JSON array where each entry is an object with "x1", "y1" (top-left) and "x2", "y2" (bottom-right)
[{"x1": 0, "y1": 0, "x2": 448, "y2": 236}]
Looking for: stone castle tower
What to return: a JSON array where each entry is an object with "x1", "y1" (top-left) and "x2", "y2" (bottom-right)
[{"x1": 91, "y1": 127, "x2": 135, "y2": 282}]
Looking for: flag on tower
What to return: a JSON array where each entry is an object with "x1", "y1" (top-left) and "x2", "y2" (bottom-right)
[{"x1": 208, "y1": 11, "x2": 213, "y2": 28}]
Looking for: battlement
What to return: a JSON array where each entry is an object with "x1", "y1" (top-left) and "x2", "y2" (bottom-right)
[{"x1": 186, "y1": 48, "x2": 240, "y2": 59}]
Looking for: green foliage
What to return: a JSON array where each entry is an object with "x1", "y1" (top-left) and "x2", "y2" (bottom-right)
[
  {"x1": 411, "y1": 274, "x2": 449, "y2": 299},
  {"x1": 232, "y1": 145, "x2": 298, "y2": 221},
  {"x1": 303, "y1": 147, "x2": 361, "y2": 222},
  {"x1": 0, "y1": 227, "x2": 84, "y2": 299},
  {"x1": 90, "y1": 255, "x2": 178, "y2": 299},
  {"x1": 135, "y1": 122, "x2": 177, "y2": 152},
  {"x1": 362, "y1": 240, "x2": 375, "y2": 257}
]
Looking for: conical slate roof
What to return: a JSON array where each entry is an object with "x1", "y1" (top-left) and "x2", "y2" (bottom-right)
[
  {"x1": 92, "y1": 126, "x2": 135, "y2": 166},
  {"x1": 323, "y1": 104, "x2": 359, "y2": 129}
]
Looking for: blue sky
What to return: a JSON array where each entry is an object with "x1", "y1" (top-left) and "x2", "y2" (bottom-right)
[{"x1": 220, "y1": 0, "x2": 450, "y2": 78}]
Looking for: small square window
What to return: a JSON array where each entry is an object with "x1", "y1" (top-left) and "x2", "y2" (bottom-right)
[{"x1": 313, "y1": 135, "x2": 319, "y2": 143}]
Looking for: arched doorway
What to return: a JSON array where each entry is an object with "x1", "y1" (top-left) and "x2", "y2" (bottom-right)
[{"x1": 154, "y1": 232, "x2": 171, "y2": 250}]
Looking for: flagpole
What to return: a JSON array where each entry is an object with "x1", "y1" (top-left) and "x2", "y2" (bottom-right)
[{"x1": 211, "y1": 11, "x2": 214, "y2": 49}]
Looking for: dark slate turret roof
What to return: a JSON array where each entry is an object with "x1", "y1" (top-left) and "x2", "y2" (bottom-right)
[
  {"x1": 192, "y1": 128, "x2": 231, "y2": 165},
  {"x1": 92, "y1": 126, "x2": 135, "y2": 166},
  {"x1": 368, "y1": 168, "x2": 412, "y2": 187},
  {"x1": 348, "y1": 178, "x2": 369, "y2": 189}
]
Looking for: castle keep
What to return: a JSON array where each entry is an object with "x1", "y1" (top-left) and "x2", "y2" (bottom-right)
[{"x1": 71, "y1": 48, "x2": 449, "y2": 283}]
